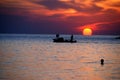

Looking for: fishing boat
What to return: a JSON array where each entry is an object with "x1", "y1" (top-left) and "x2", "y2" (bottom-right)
[{"x1": 53, "y1": 34, "x2": 77, "y2": 43}]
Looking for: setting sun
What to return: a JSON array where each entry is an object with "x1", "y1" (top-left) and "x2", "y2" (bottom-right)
[{"x1": 83, "y1": 28, "x2": 92, "y2": 36}]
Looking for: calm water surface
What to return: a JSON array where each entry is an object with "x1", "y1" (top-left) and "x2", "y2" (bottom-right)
[{"x1": 0, "y1": 34, "x2": 120, "y2": 80}]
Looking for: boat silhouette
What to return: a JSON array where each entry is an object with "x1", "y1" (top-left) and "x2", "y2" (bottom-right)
[
  {"x1": 115, "y1": 36, "x2": 120, "y2": 39},
  {"x1": 53, "y1": 34, "x2": 77, "y2": 43}
]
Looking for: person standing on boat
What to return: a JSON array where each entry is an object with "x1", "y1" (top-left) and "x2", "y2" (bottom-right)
[
  {"x1": 56, "y1": 34, "x2": 59, "y2": 39},
  {"x1": 70, "y1": 35, "x2": 73, "y2": 42}
]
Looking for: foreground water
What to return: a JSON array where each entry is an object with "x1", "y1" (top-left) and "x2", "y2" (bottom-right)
[{"x1": 0, "y1": 34, "x2": 120, "y2": 80}]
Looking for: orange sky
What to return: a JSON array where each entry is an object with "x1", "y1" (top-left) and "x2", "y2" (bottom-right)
[{"x1": 0, "y1": 0, "x2": 120, "y2": 34}]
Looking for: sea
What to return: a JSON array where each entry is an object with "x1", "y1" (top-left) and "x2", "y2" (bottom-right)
[{"x1": 0, "y1": 34, "x2": 120, "y2": 80}]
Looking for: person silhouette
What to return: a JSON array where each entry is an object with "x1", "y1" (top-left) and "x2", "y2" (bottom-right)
[
  {"x1": 70, "y1": 35, "x2": 73, "y2": 42},
  {"x1": 56, "y1": 34, "x2": 59, "y2": 39},
  {"x1": 100, "y1": 59, "x2": 104, "y2": 65}
]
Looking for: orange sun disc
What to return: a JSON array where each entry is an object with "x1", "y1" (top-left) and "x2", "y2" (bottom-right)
[{"x1": 83, "y1": 28, "x2": 92, "y2": 36}]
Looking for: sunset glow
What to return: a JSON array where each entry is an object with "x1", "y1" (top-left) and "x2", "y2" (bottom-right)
[
  {"x1": 83, "y1": 28, "x2": 92, "y2": 36},
  {"x1": 0, "y1": 0, "x2": 120, "y2": 34}
]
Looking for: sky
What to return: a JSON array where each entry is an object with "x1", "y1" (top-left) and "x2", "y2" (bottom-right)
[{"x1": 0, "y1": 0, "x2": 120, "y2": 35}]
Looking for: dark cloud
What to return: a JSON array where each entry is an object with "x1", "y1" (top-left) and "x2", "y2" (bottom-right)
[
  {"x1": 101, "y1": 9, "x2": 120, "y2": 22},
  {"x1": 35, "y1": 0, "x2": 103, "y2": 14},
  {"x1": 75, "y1": 4, "x2": 103, "y2": 14},
  {"x1": 34, "y1": 0, "x2": 72, "y2": 10},
  {"x1": 96, "y1": 22, "x2": 120, "y2": 35},
  {"x1": 110, "y1": 2, "x2": 120, "y2": 7},
  {"x1": 93, "y1": 0, "x2": 106, "y2": 2}
]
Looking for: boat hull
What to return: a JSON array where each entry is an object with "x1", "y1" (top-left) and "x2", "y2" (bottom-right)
[{"x1": 53, "y1": 39, "x2": 77, "y2": 43}]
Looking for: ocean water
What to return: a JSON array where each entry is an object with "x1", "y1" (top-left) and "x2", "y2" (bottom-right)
[{"x1": 0, "y1": 34, "x2": 120, "y2": 80}]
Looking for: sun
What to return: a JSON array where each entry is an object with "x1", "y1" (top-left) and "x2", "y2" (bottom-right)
[{"x1": 83, "y1": 28, "x2": 92, "y2": 36}]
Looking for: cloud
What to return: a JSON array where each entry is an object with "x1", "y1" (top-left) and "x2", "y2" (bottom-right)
[
  {"x1": 0, "y1": 0, "x2": 46, "y2": 16},
  {"x1": 34, "y1": 0, "x2": 71, "y2": 10},
  {"x1": 0, "y1": 0, "x2": 120, "y2": 34},
  {"x1": 76, "y1": 20, "x2": 120, "y2": 32},
  {"x1": 0, "y1": 0, "x2": 120, "y2": 18},
  {"x1": 95, "y1": 0, "x2": 120, "y2": 12}
]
